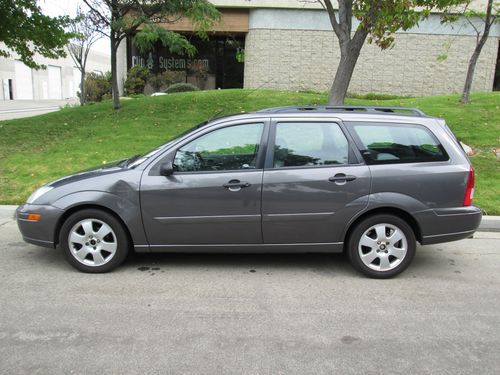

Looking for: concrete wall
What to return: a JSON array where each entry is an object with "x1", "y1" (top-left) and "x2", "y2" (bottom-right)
[
  {"x1": 0, "y1": 44, "x2": 110, "y2": 101},
  {"x1": 244, "y1": 9, "x2": 500, "y2": 96}
]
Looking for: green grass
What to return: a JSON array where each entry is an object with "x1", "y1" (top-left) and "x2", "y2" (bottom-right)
[{"x1": 0, "y1": 89, "x2": 498, "y2": 213}]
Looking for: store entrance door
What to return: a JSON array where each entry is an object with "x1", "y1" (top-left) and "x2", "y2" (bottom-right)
[{"x1": 215, "y1": 36, "x2": 245, "y2": 89}]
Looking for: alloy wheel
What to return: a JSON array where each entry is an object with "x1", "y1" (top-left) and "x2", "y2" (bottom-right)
[
  {"x1": 357, "y1": 223, "x2": 408, "y2": 272},
  {"x1": 68, "y1": 218, "x2": 117, "y2": 267}
]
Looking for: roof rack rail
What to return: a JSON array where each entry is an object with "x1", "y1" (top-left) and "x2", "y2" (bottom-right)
[{"x1": 258, "y1": 105, "x2": 426, "y2": 117}]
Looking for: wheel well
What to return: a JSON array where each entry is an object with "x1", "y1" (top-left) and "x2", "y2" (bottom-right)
[
  {"x1": 54, "y1": 204, "x2": 133, "y2": 248},
  {"x1": 344, "y1": 207, "x2": 422, "y2": 246}
]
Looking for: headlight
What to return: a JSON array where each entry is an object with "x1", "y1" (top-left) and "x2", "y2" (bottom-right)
[{"x1": 26, "y1": 186, "x2": 53, "y2": 204}]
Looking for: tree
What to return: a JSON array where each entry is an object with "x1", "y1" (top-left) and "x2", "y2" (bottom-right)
[
  {"x1": 0, "y1": 0, "x2": 73, "y2": 69},
  {"x1": 310, "y1": 0, "x2": 468, "y2": 105},
  {"x1": 68, "y1": 8, "x2": 103, "y2": 106},
  {"x1": 83, "y1": 0, "x2": 220, "y2": 110},
  {"x1": 457, "y1": 0, "x2": 498, "y2": 104}
]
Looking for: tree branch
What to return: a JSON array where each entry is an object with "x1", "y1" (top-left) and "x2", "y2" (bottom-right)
[
  {"x1": 82, "y1": 0, "x2": 111, "y2": 27},
  {"x1": 323, "y1": 0, "x2": 342, "y2": 38}
]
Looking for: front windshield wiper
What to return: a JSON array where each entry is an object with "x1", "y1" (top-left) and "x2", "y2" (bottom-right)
[{"x1": 121, "y1": 154, "x2": 141, "y2": 168}]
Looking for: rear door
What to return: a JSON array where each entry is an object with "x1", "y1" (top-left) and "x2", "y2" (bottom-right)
[{"x1": 261, "y1": 119, "x2": 371, "y2": 245}]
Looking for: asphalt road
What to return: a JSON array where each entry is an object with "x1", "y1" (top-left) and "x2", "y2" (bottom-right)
[{"x1": 1, "y1": 208, "x2": 499, "y2": 374}]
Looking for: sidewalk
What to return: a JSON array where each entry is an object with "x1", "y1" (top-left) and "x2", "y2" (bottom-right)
[{"x1": 0, "y1": 99, "x2": 78, "y2": 121}]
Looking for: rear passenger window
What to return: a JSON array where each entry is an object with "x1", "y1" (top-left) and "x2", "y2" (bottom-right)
[
  {"x1": 274, "y1": 122, "x2": 349, "y2": 167},
  {"x1": 350, "y1": 122, "x2": 448, "y2": 164}
]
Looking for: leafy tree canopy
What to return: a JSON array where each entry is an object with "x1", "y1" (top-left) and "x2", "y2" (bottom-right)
[
  {"x1": 0, "y1": 0, "x2": 73, "y2": 69},
  {"x1": 321, "y1": 0, "x2": 470, "y2": 50},
  {"x1": 83, "y1": 0, "x2": 220, "y2": 109}
]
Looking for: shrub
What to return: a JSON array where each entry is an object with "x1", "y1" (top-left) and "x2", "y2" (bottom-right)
[
  {"x1": 347, "y1": 92, "x2": 410, "y2": 100},
  {"x1": 165, "y1": 83, "x2": 199, "y2": 93},
  {"x1": 148, "y1": 70, "x2": 185, "y2": 92},
  {"x1": 83, "y1": 72, "x2": 112, "y2": 103},
  {"x1": 124, "y1": 65, "x2": 150, "y2": 95}
]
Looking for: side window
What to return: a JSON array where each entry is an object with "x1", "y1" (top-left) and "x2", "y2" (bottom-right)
[
  {"x1": 174, "y1": 123, "x2": 264, "y2": 172},
  {"x1": 273, "y1": 122, "x2": 349, "y2": 168},
  {"x1": 350, "y1": 122, "x2": 448, "y2": 164}
]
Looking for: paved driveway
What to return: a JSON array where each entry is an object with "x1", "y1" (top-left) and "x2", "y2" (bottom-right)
[
  {"x1": 0, "y1": 99, "x2": 78, "y2": 121},
  {"x1": 0, "y1": 208, "x2": 499, "y2": 374}
]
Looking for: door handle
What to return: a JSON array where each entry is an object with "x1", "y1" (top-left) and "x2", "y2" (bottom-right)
[
  {"x1": 223, "y1": 179, "x2": 251, "y2": 190},
  {"x1": 328, "y1": 174, "x2": 357, "y2": 182}
]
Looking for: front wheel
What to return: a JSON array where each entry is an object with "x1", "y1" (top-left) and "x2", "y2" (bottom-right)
[
  {"x1": 60, "y1": 209, "x2": 129, "y2": 273},
  {"x1": 347, "y1": 214, "x2": 416, "y2": 278}
]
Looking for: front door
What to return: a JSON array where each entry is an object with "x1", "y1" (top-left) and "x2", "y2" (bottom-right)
[
  {"x1": 262, "y1": 120, "x2": 371, "y2": 244},
  {"x1": 140, "y1": 120, "x2": 268, "y2": 247}
]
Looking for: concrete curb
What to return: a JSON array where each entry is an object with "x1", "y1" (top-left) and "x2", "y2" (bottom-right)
[
  {"x1": 0, "y1": 205, "x2": 499, "y2": 232},
  {"x1": 479, "y1": 215, "x2": 500, "y2": 232}
]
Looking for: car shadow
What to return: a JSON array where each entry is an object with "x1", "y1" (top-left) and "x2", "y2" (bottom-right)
[
  {"x1": 14, "y1": 242, "x2": 446, "y2": 278},
  {"x1": 125, "y1": 251, "x2": 353, "y2": 276}
]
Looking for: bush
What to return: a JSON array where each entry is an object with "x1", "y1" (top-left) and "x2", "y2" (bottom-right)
[
  {"x1": 148, "y1": 70, "x2": 185, "y2": 92},
  {"x1": 347, "y1": 92, "x2": 410, "y2": 100},
  {"x1": 165, "y1": 83, "x2": 199, "y2": 93},
  {"x1": 83, "y1": 72, "x2": 112, "y2": 103},
  {"x1": 124, "y1": 65, "x2": 150, "y2": 95}
]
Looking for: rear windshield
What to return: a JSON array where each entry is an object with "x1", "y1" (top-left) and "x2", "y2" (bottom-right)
[{"x1": 348, "y1": 122, "x2": 449, "y2": 164}]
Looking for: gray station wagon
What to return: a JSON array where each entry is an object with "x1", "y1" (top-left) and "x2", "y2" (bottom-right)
[{"x1": 16, "y1": 105, "x2": 481, "y2": 278}]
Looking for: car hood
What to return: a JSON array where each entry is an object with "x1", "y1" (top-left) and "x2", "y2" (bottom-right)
[{"x1": 49, "y1": 159, "x2": 127, "y2": 188}]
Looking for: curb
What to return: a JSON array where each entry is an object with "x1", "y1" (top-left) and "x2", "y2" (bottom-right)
[
  {"x1": 0, "y1": 205, "x2": 499, "y2": 232},
  {"x1": 478, "y1": 215, "x2": 500, "y2": 232}
]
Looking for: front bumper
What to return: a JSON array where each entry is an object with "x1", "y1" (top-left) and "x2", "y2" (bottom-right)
[
  {"x1": 416, "y1": 206, "x2": 482, "y2": 245},
  {"x1": 16, "y1": 204, "x2": 64, "y2": 248}
]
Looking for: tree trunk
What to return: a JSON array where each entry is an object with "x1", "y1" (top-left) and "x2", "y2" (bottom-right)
[
  {"x1": 110, "y1": 33, "x2": 121, "y2": 110},
  {"x1": 460, "y1": 48, "x2": 481, "y2": 104},
  {"x1": 80, "y1": 70, "x2": 85, "y2": 106},
  {"x1": 328, "y1": 37, "x2": 366, "y2": 105},
  {"x1": 460, "y1": 0, "x2": 494, "y2": 104}
]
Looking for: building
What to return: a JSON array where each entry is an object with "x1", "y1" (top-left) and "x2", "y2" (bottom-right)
[
  {"x1": 118, "y1": 0, "x2": 500, "y2": 97},
  {"x1": 0, "y1": 44, "x2": 110, "y2": 101}
]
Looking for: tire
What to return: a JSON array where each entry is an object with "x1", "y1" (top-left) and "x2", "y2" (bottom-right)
[
  {"x1": 347, "y1": 214, "x2": 416, "y2": 279},
  {"x1": 59, "y1": 209, "x2": 130, "y2": 273}
]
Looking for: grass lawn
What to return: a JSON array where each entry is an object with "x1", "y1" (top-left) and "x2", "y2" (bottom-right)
[{"x1": 0, "y1": 89, "x2": 498, "y2": 214}]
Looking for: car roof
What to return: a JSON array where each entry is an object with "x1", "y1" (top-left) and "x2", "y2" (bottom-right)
[
  {"x1": 257, "y1": 105, "x2": 427, "y2": 117},
  {"x1": 202, "y1": 105, "x2": 440, "y2": 128}
]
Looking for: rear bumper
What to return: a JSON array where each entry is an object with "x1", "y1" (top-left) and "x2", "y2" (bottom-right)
[
  {"x1": 16, "y1": 204, "x2": 64, "y2": 248},
  {"x1": 415, "y1": 206, "x2": 482, "y2": 245}
]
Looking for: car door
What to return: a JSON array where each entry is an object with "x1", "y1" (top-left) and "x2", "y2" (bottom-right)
[
  {"x1": 140, "y1": 119, "x2": 269, "y2": 248},
  {"x1": 262, "y1": 119, "x2": 371, "y2": 245}
]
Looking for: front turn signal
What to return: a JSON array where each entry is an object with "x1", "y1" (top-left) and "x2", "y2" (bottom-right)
[{"x1": 27, "y1": 213, "x2": 41, "y2": 222}]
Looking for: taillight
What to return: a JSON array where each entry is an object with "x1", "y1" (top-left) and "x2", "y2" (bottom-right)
[{"x1": 463, "y1": 166, "x2": 475, "y2": 206}]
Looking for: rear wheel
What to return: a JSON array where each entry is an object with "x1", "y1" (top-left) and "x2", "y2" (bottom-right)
[
  {"x1": 60, "y1": 209, "x2": 129, "y2": 273},
  {"x1": 347, "y1": 214, "x2": 416, "y2": 278}
]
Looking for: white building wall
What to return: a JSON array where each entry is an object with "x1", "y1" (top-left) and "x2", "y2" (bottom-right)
[
  {"x1": 0, "y1": 43, "x2": 110, "y2": 101},
  {"x1": 117, "y1": 40, "x2": 127, "y2": 96}
]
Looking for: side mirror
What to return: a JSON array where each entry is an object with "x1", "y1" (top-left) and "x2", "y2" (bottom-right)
[{"x1": 159, "y1": 161, "x2": 174, "y2": 176}]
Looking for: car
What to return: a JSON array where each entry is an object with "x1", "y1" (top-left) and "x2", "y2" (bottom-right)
[{"x1": 16, "y1": 105, "x2": 481, "y2": 278}]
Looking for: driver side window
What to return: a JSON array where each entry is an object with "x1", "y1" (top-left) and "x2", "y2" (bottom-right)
[{"x1": 174, "y1": 123, "x2": 264, "y2": 172}]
